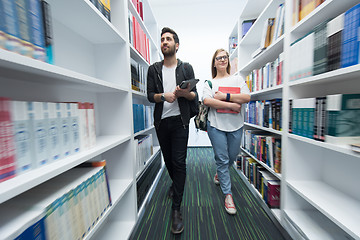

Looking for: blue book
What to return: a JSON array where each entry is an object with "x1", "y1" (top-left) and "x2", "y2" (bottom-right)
[
  {"x1": 14, "y1": 217, "x2": 46, "y2": 240},
  {"x1": 27, "y1": 0, "x2": 46, "y2": 61},
  {"x1": 15, "y1": 0, "x2": 34, "y2": 57},
  {"x1": 341, "y1": 3, "x2": 360, "y2": 68},
  {"x1": 0, "y1": 0, "x2": 21, "y2": 52}
]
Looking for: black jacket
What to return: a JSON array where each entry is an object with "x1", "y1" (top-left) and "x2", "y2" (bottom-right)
[{"x1": 147, "y1": 59, "x2": 198, "y2": 129}]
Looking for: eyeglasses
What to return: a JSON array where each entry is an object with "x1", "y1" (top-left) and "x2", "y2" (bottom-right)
[{"x1": 215, "y1": 55, "x2": 228, "y2": 61}]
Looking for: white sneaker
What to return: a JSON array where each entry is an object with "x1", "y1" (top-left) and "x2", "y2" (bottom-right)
[
  {"x1": 224, "y1": 194, "x2": 237, "y2": 215},
  {"x1": 213, "y1": 173, "x2": 220, "y2": 185}
]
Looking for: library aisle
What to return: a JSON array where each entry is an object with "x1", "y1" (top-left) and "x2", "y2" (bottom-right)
[{"x1": 129, "y1": 147, "x2": 291, "y2": 240}]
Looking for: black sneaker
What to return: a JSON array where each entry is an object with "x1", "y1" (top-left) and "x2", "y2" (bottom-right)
[{"x1": 171, "y1": 209, "x2": 184, "y2": 234}]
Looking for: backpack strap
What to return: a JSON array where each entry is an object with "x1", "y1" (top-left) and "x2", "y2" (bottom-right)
[{"x1": 205, "y1": 80, "x2": 212, "y2": 89}]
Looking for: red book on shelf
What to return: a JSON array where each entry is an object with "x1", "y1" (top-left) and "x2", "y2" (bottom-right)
[{"x1": 217, "y1": 86, "x2": 241, "y2": 113}]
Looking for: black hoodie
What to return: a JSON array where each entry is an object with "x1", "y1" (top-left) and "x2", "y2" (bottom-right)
[{"x1": 147, "y1": 59, "x2": 198, "y2": 129}]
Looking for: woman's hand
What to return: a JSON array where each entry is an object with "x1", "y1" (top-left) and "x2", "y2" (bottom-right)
[
  {"x1": 230, "y1": 102, "x2": 242, "y2": 113},
  {"x1": 214, "y1": 91, "x2": 226, "y2": 101}
]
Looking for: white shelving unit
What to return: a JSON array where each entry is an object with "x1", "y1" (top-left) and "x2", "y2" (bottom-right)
[
  {"x1": 0, "y1": 0, "x2": 161, "y2": 239},
  {"x1": 232, "y1": 0, "x2": 360, "y2": 239}
]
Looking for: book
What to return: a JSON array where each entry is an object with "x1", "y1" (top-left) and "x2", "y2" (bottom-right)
[
  {"x1": 41, "y1": 0, "x2": 54, "y2": 64},
  {"x1": 0, "y1": 98, "x2": 16, "y2": 182},
  {"x1": 267, "y1": 180, "x2": 280, "y2": 208},
  {"x1": 100, "y1": 0, "x2": 111, "y2": 21},
  {"x1": 313, "y1": 21, "x2": 328, "y2": 75},
  {"x1": 217, "y1": 86, "x2": 241, "y2": 113},
  {"x1": 15, "y1": 0, "x2": 34, "y2": 58},
  {"x1": 327, "y1": 13, "x2": 344, "y2": 71},
  {"x1": 241, "y1": 19, "x2": 256, "y2": 38},
  {"x1": 11, "y1": 101, "x2": 33, "y2": 173},
  {"x1": 27, "y1": 0, "x2": 46, "y2": 61},
  {"x1": 28, "y1": 101, "x2": 49, "y2": 166},
  {"x1": 325, "y1": 94, "x2": 360, "y2": 144},
  {"x1": 341, "y1": 3, "x2": 360, "y2": 68},
  {"x1": 1, "y1": 0, "x2": 22, "y2": 53}
]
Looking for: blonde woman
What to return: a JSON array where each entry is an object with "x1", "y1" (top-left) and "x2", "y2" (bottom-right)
[{"x1": 203, "y1": 49, "x2": 250, "y2": 214}]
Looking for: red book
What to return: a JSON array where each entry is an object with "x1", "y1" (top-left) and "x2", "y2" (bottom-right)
[
  {"x1": 217, "y1": 86, "x2": 241, "y2": 113},
  {"x1": 0, "y1": 97, "x2": 16, "y2": 182}
]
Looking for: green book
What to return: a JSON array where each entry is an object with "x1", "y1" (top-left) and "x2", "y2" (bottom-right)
[{"x1": 325, "y1": 94, "x2": 360, "y2": 144}]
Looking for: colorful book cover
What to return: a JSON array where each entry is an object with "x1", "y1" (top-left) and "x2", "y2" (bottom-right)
[
  {"x1": 26, "y1": 0, "x2": 46, "y2": 61},
  {"x1": 217, "y1": 86, "x2": 241, "y2": 113},
  {"x1": 1, "y1": 0, "x2": 21, "y2": 53},
  {"x1": 267, "y1": 180, "x2": 280, "y2": 208},
  {"x1": 41, "y1": 0, "x2": 54, "y2": 64},
  {"x1": 15, "y1": 0, "x2": 35, "y2": 58},
  {"x1": 0, "y1": 98, "x2": 16, "y2": 182}
]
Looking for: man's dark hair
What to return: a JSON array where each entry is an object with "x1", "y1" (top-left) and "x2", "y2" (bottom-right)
[{"x1": 161, "y1": 27, "x2": 179, "y2": 44}]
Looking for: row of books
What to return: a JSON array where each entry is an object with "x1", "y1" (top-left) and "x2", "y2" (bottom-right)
[
  {"x1": 133, "y1": 104, "x2": 154, "y2": 133},
  {"x1": 245, "y1": 53, "x2": 284, "y2": 92},
  {"x1": 246, "y1": 99, "x2": 282, "y2": 131},
  {"x1": 128, "y1": 11, "x2": 151, "y2": 63},
  {"x1": 0, "y1": 98, "x2": 96, "y2": 183},
  {"x1": 236, "y1": 154, "x2": 280, "y2": 208},
  {"x1": 252, "y1": 3, "x2": 285, "y2": 59},
  {"x1": 229, "y1": 36, "x2": 238, "y2": 55},
  {"x1": 289, "y1": 93, "x2": 360, "y2": 145},
  {"x1": 241, "y1": 130, "x2": 282, "y2": 174},
  {"x1": 89, "y1": 0, "x2": 111, "y2": 21},
  {"x1": 292, "y1": 0, "x2": 325, "y2": 26},
  {"x1": 131, "y1": 58, "x2": 147, "y2": 93},
  {"x1": 134, "y1": 134, "x2": 153, "y2": 176},
  {"x1": 1, "y1": 163, "x2": 111, "y2": 240},
  {"x1": 289, "y1": 2, "x2": 360, "y2": 81},
  {"x1": 0, "y1": 0, "x2": 53, "y2": 64},
  {"x1": 131, "y1": 0, "x2": 144, "y2": 20}
]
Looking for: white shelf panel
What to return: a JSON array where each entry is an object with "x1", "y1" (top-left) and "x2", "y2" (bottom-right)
[
  {"x1": 0, "y1": 49, "x2": 127, "y2": 93},
  {"x1": 291, "y1": 0, "x2": 360, "y2": 36},
  {"x1": 0, "y1": 135, "x2": 131, "y2": 204},
  {"x1": 244, "y1": 122, "x2": 282, "y2": 135},
  {"x1": 134, "y1": 126, "x2": 155, "y2": 137},
  {"x1": 240, "y1": 147, "x2": 282, "y2": 179},
  {"x1": 284, "y1": 209, "x2": 352, "y2": 240},
  {"x1": 46, "y1": 0, "x2": 126, "y2": 44},
  {"x1": 288, "y1": 133, "x2": 360, "y2": 158},
  {"x1": 97, "y1": 221, "x2": 136, "y2": 240},
  {"x1": 289, "y1": 64, "x2": 360, "y2": 88},
  {"x1": 240, "y1": 35, "x2": 284, "y2": 73},
  {"x1": 250, "y1": 84, "x2": 283, "y2": 96},
  {"x1": 132, "y1": 90, "x2": 147, "y2": 98},
  {"x1": 287, "y1": 180, "x2": 360, "y2": 239},
  {"x1": 239, "y1": 0, "x2": 284, "y2": 47},
  {"x1": 109, "y1": 179, "x2": 134, "y2": 206},
  {"x1": 235, "y1": 167, "x2": 281, "y2": 222},
  {"x1": 136, "y1": 146, "x2": 161, "y2": 179}
]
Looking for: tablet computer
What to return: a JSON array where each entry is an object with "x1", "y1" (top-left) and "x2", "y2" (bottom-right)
[{"x1": 179, "y1": 78, "x2": 199, "y2": 89}]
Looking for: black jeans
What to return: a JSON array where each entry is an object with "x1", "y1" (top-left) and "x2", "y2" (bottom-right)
[{"x1": 156, "y1": 115, "x2": 189, "y2": 210}]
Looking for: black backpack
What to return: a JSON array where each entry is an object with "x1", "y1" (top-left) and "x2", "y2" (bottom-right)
[{"x1": 194, "y1": 80, "x2": 212, "y2": 131}]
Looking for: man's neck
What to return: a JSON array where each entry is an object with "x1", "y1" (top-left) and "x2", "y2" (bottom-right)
[{"x1": 163, "y1": 55, "x2": 177, "y2": 68}]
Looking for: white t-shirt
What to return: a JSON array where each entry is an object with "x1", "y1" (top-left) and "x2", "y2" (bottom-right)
[
  {"x1": 162, "y1": 65, "x2": 181, "y2": 119},
  {"x1": 202, "y1": 75, "x2": 250, "y2": 132}
]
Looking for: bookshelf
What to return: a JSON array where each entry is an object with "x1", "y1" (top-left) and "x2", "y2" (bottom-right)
[
  {"x1": 0, "y1": 0, "x2": 161, "y2": 239},
  {"x1": 232, "y1": 0, "x2": 360, "y2": 239}
]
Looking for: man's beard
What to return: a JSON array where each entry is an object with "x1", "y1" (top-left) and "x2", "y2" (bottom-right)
[{"x1": 162, "y1": 45, "x2": 176, "y2": 57}]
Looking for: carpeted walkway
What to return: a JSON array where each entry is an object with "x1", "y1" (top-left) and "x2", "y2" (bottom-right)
[{"x1": 130, "y1": 147, "x2": 290, "y2": 240}]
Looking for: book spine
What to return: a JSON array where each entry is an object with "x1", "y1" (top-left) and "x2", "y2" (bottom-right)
[
  {"x1": 27, "y1": 0, "x2": 46, "y2": 61},
  {"x1": 40, "y1": 0, "x2": 53, "y2": 64},
  {"x1": 313, "y1": 21, "x2": 328, "y2": 75}
]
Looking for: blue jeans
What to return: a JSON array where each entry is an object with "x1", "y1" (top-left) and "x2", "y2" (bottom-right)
[{"x1": 207, "y1": 121, "x2": 242, "y2": 195}]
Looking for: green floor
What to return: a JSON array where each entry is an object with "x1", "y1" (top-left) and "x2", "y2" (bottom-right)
[{"x1": 130, "y1": 147, "x2": 290, "y2": 240}]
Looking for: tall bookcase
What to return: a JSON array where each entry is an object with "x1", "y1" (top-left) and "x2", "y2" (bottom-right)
[
  {"x1": 0, "y1": 0, "x2": 161, "y2": 239},
  {"x1": 230, "y1": 0, "x2": 360, "y2": 239}
]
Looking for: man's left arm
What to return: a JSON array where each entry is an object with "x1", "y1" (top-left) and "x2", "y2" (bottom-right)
[{"x1": 174, "y1": 63, "x2": 197, "y2": 101}]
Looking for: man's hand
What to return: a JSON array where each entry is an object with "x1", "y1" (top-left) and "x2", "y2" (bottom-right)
[
  {"x1": 164, "y1": 92, "x2": 177, "y2": 103},
  {"x1": 174, "y1": 85, "x2": 191, "y2": 98}
]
